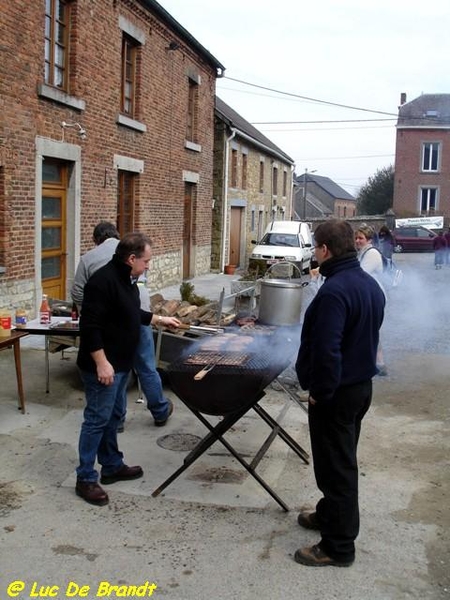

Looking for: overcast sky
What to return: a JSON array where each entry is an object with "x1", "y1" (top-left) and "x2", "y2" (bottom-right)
[{"x1": 159, "y1": 0, "x2": 449, "y2": 195}]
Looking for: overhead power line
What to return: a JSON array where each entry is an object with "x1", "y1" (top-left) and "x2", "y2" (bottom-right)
[
  {"x1": 223, "y1": 76, "x2": 398, "y2": 117},
  {"x1": 253, "y1": 118, "x2": 396, "y2": 124}
]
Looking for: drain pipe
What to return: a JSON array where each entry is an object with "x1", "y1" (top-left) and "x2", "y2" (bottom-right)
[{"x1": 221, "y1": 127, "x2": 236, "y2": 272}]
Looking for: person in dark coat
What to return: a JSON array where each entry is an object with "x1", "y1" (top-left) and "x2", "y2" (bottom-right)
[
  {"x1": 294, "y1": 219, "x2": 385, "y2": 567},
  {"x1": 75, "y1": 233, "x2": 179, "y2": 506},
  {"x1": 432, "y1": 231, "x2": 447, "y2": 269},
  {"x1": 444, "y1": 227, "x2": 450, "y2": 266},
  {"x1": 378, "y1": 225, "x2": 395, "y2": 260}
]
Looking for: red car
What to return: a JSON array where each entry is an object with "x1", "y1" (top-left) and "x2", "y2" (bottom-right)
[{"x1": 393, "y1": 226, "x2": 437, "y2": 253}]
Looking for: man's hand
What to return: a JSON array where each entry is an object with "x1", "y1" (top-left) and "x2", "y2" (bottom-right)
[
  {"x1": 308, "y1": 395, "x2": 317, "y2": 405},
  {"x1": 91, "y1": 350, "x2": 115, "y2": 386},
  {"x1": 153, "y1": 315, "x2": 182, "y2": 329}
]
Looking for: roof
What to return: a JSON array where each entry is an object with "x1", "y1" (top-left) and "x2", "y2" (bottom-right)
[
  {"x1": 215, "y1": 97, "x2": 295, "y2": 165},
  {"x1": 397, "y1": 94, "x2": 450, "y2": 128},
  {"x1": 295, "y1": 173, "x2": 355, "y2": 201},
  {"x1": 137, "y1": 0, "x2": 225, "y2": 75}
]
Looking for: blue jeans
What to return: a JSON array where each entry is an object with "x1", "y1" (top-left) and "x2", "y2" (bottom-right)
[
  {"x1": 76, "y1": 370, "x2": 129, "y2": 482},
  {"x1": 134, "y1": 325, "x2": 169, "y2": 421}
]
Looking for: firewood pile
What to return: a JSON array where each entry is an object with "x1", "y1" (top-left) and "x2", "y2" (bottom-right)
[{"x1": 150, "y1": 293, "x2": 236, "y2": 330}]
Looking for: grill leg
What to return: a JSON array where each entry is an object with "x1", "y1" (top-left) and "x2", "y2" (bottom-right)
[
  {"x1": 252, "y1": 403, "x2": 310, "y2": 464},
  {"x1": 152, "y1": 396, "x2": 290, "y2": 512}
]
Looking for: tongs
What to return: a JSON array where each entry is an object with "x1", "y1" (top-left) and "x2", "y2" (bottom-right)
[
  {"x1": 177, "y1": 323, "x2": 224, "y2": 335},
  {"x1": 194, "y1": 354, "x2": 225, "y2": 381}
]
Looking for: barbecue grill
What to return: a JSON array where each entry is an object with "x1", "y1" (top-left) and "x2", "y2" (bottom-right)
[{"x1": 152, "y1": 326, "x2": 309, "y2": 511}]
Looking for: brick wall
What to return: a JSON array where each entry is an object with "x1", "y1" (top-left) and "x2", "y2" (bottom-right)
[
  {"x1": 0, "y1": 0, "x2": 220, "y2": 311},
  {"x1": 394, "y1": 128, "x2": 450, "y2": 218}
]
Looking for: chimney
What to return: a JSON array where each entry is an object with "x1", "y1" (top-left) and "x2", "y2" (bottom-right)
[{"x1": 400, "y1": 92, "x2": 407, "y2": 105}]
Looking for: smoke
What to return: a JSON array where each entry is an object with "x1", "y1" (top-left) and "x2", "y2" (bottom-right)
[{"x1": 382, "y1": 253, "x2": 450, "y2": 357}]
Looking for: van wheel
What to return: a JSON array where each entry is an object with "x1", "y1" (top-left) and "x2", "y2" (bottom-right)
[{"x1": 394, "y1": 244, "x2": 403, "y2": 253}]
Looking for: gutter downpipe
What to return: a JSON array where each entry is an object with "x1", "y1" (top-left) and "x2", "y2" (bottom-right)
[{"x1": 221, "y1": 127, "x2": 237, "y2": 272}]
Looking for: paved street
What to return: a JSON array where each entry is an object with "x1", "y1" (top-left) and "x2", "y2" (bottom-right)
[{"x1": 0, "y1": 254, "x2": 449, "y2": 599}]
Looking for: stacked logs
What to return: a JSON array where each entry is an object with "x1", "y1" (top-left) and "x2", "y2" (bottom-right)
[{"x1": 150, "y1": 294, "x2": 236, "y2": 329}]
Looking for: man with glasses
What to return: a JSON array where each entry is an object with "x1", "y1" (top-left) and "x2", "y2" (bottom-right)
[
  {"x1": 294, "y1": 220, "x2": 385, "y2": 567},
  {"x1": 75, "y1": 233, "x2": 179, "y2": 506}
]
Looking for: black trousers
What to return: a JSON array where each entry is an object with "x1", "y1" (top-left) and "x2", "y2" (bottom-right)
[{"x1": 308, "y1": 380, "x2": 372, "y2": 561}]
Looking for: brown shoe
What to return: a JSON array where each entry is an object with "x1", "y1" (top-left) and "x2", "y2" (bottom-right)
[
  {"x1": 154, "y1": 399, "x2": 174, "y2": 427},
  {"x1": 100, "y1": 464, "x2": 143, "y2": 485},
  {"x1": 76, "y1": 481, "x2": 109, "y2": 506},
  {"x1": 297, "y1": 510, "x2": 320, "y2": 530},
  {"x1": 294, "y1": 544, "x2": 353, "y2": 567}
]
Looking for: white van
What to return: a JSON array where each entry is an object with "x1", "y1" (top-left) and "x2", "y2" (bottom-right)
[{"x1": 249, "y1": 221, "x2": 313, "y2": 274}]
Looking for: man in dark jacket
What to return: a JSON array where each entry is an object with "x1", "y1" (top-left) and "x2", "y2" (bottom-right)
[
  {"x1": 75, "y1": 232, "x2": 178, "y2": 506},
  {"x1": 294, "y1": 220, "x2": 385, "y2": 567}
]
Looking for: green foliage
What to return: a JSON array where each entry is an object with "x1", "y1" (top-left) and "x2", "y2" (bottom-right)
[
  {"x1": 357, "y1": 165, "x2": 394, "y2": 215},
  {"x1": 179, "y1": 281, "x2": 210, "y2": 306}
]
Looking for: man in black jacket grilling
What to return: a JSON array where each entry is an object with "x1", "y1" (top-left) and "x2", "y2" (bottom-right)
[{"x1": 75, "y1": 232, "x2": 179, "y2": 506}]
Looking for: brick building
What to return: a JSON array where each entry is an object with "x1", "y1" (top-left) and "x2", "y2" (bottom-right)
[
  {"x1": 212, "y1": 97, "x2": 295, "y2": 271},
  {"x1": 0, "y1": 0, "x2": 224, "y2": 314},
  {"x1": 393, "y1": 93, "x2": 450, "y2": 221}
]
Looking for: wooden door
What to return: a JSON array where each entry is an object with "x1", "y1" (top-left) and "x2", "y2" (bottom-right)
[
  {"x1": 183, "y1": 183, "x2": 194, "y2": 278},
  {"x1": 229, "y1": 207, "x2": 242, "y2": 267},
  {"x1": 41, "y1": 160, "x2": 67, "y2": 299}
]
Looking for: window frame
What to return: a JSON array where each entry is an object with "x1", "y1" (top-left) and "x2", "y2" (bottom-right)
[
  {"x1": 422, "y1": 142, "x2": 440, "y2": 172},
  {"x1": 420, "y1": 187, "x2": 438, "y2": 212},
  {"x1": 186, "y1": 79, "x2": 199, "y2": 143},
  {"x1": 121, "y1": 35, "x2": 138, "y2": 118},
  {"x1": 44, "y1": 0, "x2": 70, "y2": 90},
  {"x1": 241, "y1": 152, "x2": 248, "y2": 190},
  {"x1": 230, "y1": 149, "x2": 238, "y2": 188},
  {"x1": 259, "y1": 160, "x2": 265, "y2": 193}
]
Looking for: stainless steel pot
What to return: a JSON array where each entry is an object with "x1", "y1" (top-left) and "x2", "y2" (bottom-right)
[{"x1": 258, "y1": 279, "x2": 304, "y2": 326}]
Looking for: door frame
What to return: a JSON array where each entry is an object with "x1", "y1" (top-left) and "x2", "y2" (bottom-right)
[{"x1": 35, "y1": 137, "x2": 81, "y2": 312}]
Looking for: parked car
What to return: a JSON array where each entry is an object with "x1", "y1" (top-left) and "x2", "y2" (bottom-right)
[
  {"x1": 393, "y1": 226, "x2": 437, "y2": 253},
  {"x1": 249, "y1": 221, "x2": 313, "y2": 274}
]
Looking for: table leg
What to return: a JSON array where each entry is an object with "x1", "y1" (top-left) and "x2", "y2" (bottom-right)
[
  {"x1": 13, "y1": 340, "x2": 26, "y2": 414},
  {"x1": 45, "y1": 336, "x2": 50, "y2": 393}
]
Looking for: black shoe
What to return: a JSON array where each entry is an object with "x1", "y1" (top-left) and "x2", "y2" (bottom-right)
[
  {"x1": 76, "y1": 481, "x2": 109, "y2": 506},
  {"x1": 294, "y1": 544, "x2": 353, "y2": 567},
  {"x1": 154, "y1": 399, "x2": 173, "y2": 427},
  {"x1": 297, "y1": 511, "x2": 320, "y2": 530},
  {"x1": 100, "y1": 464, "x2": 143, "y2": 485},
  {"x1": 117, "y1": 422, "x2": 125, "y2": 433}
]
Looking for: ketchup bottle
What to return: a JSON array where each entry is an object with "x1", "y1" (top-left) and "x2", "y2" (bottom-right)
[{"x1": 39, "y1": 294, "x2": 51, "y2": 324}]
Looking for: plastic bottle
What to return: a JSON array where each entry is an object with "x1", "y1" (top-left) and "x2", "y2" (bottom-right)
[{"x1": 39, "y1": 294, "x2": 51, "y2": 325}]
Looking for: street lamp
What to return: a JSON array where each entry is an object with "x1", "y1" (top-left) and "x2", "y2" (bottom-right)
[{"x1": 303, "y1": 168, "x2": 317, "y2": 220}]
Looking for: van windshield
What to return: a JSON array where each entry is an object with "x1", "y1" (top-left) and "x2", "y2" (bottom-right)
[{"x1": 259, "y1": 233, "x2": 300, "y2": 247}]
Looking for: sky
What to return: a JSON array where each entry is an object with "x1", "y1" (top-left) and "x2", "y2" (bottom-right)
[{"x1": 158, "y1": 0, "x2": 449, "y2": 196}]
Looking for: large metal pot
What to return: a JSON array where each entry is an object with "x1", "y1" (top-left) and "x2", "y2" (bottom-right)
[{"x1": 258, "y1": 279, "x2": 304, "y2": 326}]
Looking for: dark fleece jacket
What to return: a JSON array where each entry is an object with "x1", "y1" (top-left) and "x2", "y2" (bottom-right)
[
  {"x1": 77, "y1": 255, "x2": 152, "y2": 373},
  {"x1": 296, "y1": 252, "x2": 385, "y2": 402}
]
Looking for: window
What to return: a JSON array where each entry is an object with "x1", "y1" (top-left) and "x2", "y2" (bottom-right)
[
  {"x1": 282, "y1": 170, "x2": 288, "y2": 197},
  {"x1": 422, "y1": 142, "x2": 439, "y2": 172},
  {"x1": 117, "y1": 171, "x2": 136, "y2": 235},
  {"x1": 259, "y1": 160, "x2": 264, "y2": 193},
  {"x1": 44, "y1": 0, "x2": 70, "y2": 89},
  {"x1": 420, "y1": 187, "x2": 437, "y2": 212},
  {"x1": 186, "y1": 80, "x2": 198, "y2": 143},
  {"x1": 242, "y1": 153, "x2": 248, "y2": 190},
  {"x1": 231, "y1": 149, "x2": 238, "y2": 188},
  {"x1": 272, "y1": 165, "x2": 278, "y2": 196},
  {"x1": 121, "y1": 36, "x2": 138, "y2": 117}
]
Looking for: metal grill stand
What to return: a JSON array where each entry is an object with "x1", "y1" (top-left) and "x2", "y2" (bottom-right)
[{"x1": 151, "y1": 387, "x2": 309, "y2": 512}]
